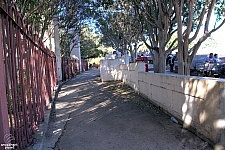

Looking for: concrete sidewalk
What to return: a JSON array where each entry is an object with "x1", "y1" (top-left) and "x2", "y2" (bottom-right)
[{"x1": 30, "y1": 69, "x2": 213, "y2": 150}]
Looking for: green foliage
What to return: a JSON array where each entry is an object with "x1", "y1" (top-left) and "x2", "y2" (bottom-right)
[
  {"x1": 95, "y1": 13, "x2": 121, "y2": 50},
  {"x1": 202, "y1": 36, "x2": 218, "y2": 48},
  {"x1": 166, "y1": 33, "x2": 178, "y2": 50},
  {"x1": 180, "y1": 0, "x2": 225, "y2": 31},
  {"x1": 166, "y1": 33, "x2": 195, "y2": 50},
  {"x1": 15, "y1": 0, "x2": 225, "y2": 64},
  {"x1": 15, "y1": 0, "x2": 59, "y2": 39},
  {"x1": 58, "y1": 0, "x2": 100, "y2": 56},
  {"x1": 60, "y1": 31, "x2": 71, "y2": 57},
  {"x1": 88, "y1": 57, "x2": 100, "y2": 65},
  {"x1": 80, "y1": 25, "x2": 109, "y2": 59},
  {"x1": 214, "y1": 0, "x2": 225, "y2": 22},
  {"x1": 93, "y1": 0, "x2": 144, "y2": 56}
]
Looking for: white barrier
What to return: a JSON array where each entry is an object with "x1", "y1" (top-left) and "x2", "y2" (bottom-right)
[{"x1": 100, "y1": 60, "x2": 225, "y2": 148}]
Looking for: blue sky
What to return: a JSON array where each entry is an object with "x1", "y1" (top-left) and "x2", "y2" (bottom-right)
[
  {"x1": 197, "y1": 12, "x2": 225, "y2": 56},
  {"x1": 212, "y1": 24, "x2": 225, "y2": 46}
]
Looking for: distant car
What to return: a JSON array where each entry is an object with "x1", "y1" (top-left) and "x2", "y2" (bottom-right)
[{"x1": 136, "y1": 56, "x2": 153, "y2": 64}]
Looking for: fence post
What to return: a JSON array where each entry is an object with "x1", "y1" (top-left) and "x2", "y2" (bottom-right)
[{"x1": 0, "y1": 19, "x2": 10, "y2": 149}]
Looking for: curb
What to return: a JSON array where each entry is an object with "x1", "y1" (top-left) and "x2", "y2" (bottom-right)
[{"x1": 28, "y1": 78, "x2": 72, "y2": 150}]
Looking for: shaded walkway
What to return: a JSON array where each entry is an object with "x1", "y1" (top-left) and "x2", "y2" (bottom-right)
[{"x1": 43, "y1": 70, "x2": 212, "y2": 150}]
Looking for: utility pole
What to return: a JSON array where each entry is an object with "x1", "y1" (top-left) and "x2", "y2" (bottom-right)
[{"x1": 53, "y1": 15, "x2": 62, "y2": 82}]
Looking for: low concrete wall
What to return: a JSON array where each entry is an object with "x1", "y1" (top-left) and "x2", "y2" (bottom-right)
[
  {"x1": 100, "y1": 60, "x2": 225, "y2": 148},
  {"x1": 100, "y1": 58, "x2": 126, "y2": 82},
  {"x1": 138, "y1": 72, "x2": 225, "y2": 148}
]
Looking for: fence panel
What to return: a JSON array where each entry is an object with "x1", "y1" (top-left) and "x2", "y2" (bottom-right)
[
  {"x1": 0, "y1": 1, "x2": 57, "y2": 149},
  {"x1": 61, "y1": 57, "x2": 80, "y2": 81},
  {"x1": 61, "y1": 57, "x2": 90, "y2": 81},
  {"x1": 81, "y1": 60, "x2": 88, "y2": 72}
]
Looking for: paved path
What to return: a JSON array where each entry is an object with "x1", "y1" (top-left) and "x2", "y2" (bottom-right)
[{"x1": 42, "y1": 69, "x2": 212, "y2": 150}]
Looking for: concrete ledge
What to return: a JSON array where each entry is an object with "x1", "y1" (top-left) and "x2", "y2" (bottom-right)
[
  {"x1": 141, "y1": 72, "x2": 225, "y2": 148},
  {"x1": 100, "y1": 61, "x2": 225, "y2": 149}
]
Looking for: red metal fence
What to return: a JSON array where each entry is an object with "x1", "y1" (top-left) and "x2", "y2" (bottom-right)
[
  {"x1": 61, "y1": 57, "x2": 80, "y2": 81},
  {"x1": 0, "y1": 1, "x2": 57, "y2": 150},
  {"x1": 81, "y1": 59, "x2": 88, "y2": 72},
  {"x1": 61, "y1": 57, "x2": 88, "y2": 81}
]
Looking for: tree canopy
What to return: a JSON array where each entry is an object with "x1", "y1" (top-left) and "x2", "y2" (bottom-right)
[
  {"x1": 80, "y1": 25, "x2": 109, "y2": 59},
  {"x1": 92, "y1": 0, "x2": 225, "y2": 74},
  {"x1": 14, "y1": 0, "x2": 225, "y2": 74},
  {"x1": 15, "y1": 0, "x2": 60, "y2": 39}
]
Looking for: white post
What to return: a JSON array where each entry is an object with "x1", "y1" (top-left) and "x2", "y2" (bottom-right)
[
  {"x1": 70, "y1": 33, "x2": 82, "y2": 72},
  {"x1": 53, "y1": 15, "x2": 62, "y2": 81}
]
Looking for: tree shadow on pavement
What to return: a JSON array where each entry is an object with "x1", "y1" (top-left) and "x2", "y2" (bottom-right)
[{"x1": 44, "y1": 76, "x2": 213, "y2": 150}]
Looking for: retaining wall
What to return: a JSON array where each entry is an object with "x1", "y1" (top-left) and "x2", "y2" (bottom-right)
[{"x1": 100, "y1": 59, "x2": 225, "y2": 148}]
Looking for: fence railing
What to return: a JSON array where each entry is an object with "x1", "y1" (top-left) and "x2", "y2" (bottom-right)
[
  {"x1": 61, "y1": 57, "x2": 88, "y2": 81},
  {"x1": 81, "y1": 59, "x2": 88, "y2": 72},
  {"x1": 61, "y1": 57, "x2": 80, "y2": 81},
  {"x1": 0, "y1": 1, "x2": 57, "y2": 150}
]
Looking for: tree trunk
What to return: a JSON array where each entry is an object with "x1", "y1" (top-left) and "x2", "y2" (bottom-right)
[
  {"x1": 178, "y1": 50, "x2": 184, "y2": 75},
  {"x1": 158, "y1": 51, "x2": 166, "y2": 73},
  {"x1": 184, "y1": 62, "x2": 191, "y2": 75},
  {"x1": 130, "y1": 50, "x2": 135, "y2": 63},
  {"x1": 134, "y1": 43, "x2": 138, "y2": 60},
  {"x1": 153, "y1": 52, "x2": 159, "y2": 72},
  {"x1": 157, "y1": 30, "x2": 166, "y2": 73},
  {"x1": 183, "y1": 41, "x2": 191, "y2": 75},
  {"x1": 175, "y1": 0, "x2": 185, "y2": 75}
]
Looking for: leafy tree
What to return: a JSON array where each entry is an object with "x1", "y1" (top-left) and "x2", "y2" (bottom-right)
[
  {"x1": 94, "y1": 0, "x2": 143, "y2": 62},
  {"x1": 58, "y1": 0, "x2": 100, "y2": 56},
  {"x1": 15, "y1": 0, "x2": 59, "y2": 40},
  {"x1": 131, "y1": 0, "x2": 177, "y2": 73},
  {"x1": 95, "y1": 12, "x2": 121, "y2": 52},
  {"x1": 116, "y1": 0, "x2": 144, "y2": 62},
  {"x1": 15, "y1": 0, "x2": 225, "y2": 72},
  {"x1": 125, "y1": 0, "x2": 225, "y2": 74},
  {"x1": 80, "y1": 25, "x2": 106, "y2": 59},
  {"x1": 174, "y1": 0, "x2": 225, "y2": 75},
  {"x1": 166, "y1": 33, "x2": 195, "y2": 52}
]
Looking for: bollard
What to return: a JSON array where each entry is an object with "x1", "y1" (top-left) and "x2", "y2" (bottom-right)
[{"x1": 145, "y1": 64, "x2": 148, "y2": 72}]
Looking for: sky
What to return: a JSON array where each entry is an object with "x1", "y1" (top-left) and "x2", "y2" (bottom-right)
[
  {"x1": 212, "y1": 25, "x2": 225, "y2": 47},
  {"x1": 197, "y1": 13, "x2": 225, "y2": 56}
]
